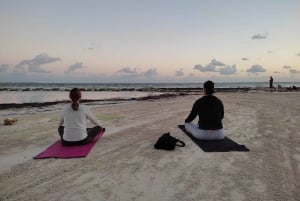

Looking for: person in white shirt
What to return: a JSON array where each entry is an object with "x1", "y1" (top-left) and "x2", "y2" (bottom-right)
[{"x1": 58, "y1": 88, "x2": 103, "y2": 146}]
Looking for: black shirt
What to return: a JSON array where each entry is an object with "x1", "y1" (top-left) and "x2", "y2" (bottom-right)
[{"x1": 185, "y1": 95, "x2": 224, "y2": 129}]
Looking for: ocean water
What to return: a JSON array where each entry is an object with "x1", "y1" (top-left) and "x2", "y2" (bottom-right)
[
  {"x1": 0, "y1": 90, "x2": 161, "y2": 104},
  {"x1": 1, "y1": 82, "x2": 299, "y2": 105},
  {"x1": 1, "y1": 82, "x2": 299, "y2": 117}
]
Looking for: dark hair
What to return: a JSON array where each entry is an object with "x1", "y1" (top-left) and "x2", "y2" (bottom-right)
[
  {"x1": 69, "y1": 88, "x2": 81, "y2": 111},
  {"x1": 203, "y1": 80, "x2": 215, "y2": 95}
]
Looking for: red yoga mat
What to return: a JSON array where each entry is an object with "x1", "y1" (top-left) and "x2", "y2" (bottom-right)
[{"x1": 34, "y1": 129, "x2": 105, "y2": 159}]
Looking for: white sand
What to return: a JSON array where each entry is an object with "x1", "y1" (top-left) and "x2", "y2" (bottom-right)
[{"x1": 0, "y1": 92, "x2": 299, "y2": 201}]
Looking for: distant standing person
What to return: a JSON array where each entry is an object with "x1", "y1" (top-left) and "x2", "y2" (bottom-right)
[
  {"x1": 184, "y1": 80, "x2": 224, "y2": 140},
  {"x1": 269, "y1": 76, "x2": 273, "y2": 88},
  {"x1": 58, "y1": 88, "x2": 103, "y2": 146}
]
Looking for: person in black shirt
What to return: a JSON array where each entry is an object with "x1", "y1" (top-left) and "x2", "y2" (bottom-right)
[{"x1": 185, "y1": 80, "x2": 225, "y2": 140}]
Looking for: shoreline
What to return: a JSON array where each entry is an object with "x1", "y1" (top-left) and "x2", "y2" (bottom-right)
[
  {"x1": 1, "y1": 86, "x2": 299, "y2": 110},
  {"x1": 0, "y1": 93, "x2": 180, "y2": 110}
]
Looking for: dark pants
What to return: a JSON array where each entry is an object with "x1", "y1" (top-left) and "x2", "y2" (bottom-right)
[{"x1": 58, "y1": 126, "x2": 102, "y2": 146}]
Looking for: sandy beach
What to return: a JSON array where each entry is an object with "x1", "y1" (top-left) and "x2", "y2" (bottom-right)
[{"x1": 0, "y1": 92, "x2": 299, "y2": 201}]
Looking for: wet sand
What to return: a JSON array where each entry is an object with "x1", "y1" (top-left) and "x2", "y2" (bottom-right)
[{"x1": 0, "y1": 92, "x2": 299, "y2": 201}]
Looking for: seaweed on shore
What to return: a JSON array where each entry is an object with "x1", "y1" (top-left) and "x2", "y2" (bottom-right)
[{"x1": 0, "y1": 93, "x2": 182, "y2": 110}]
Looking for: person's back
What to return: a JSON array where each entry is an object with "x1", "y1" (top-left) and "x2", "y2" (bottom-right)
[
  {"x1": 58, "y1": 88, "x2": 103, "y2": 146},
  {"x1": 184, "y1": 80, "x2": 225, "y2": 140},
  {"x1": 62, "y1": 104, "x2": 91, "y2": 141},
  {"x1": 193, "y1": 95, "x2": 224, "y2": 130}
]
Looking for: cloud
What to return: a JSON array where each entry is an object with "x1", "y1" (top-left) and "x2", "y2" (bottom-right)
[
  {"x1": 194, "y1": 58, "x2": 238, "y2": 76},
  {"x1": 283, "y1": 66, "x2": 299, "y2": 74},
  {"x1": 273, "y1": 71, "x2": 280, "y2": 74},
  {"x1": 194, "y1": 58, "x2": 230, "y2": 73},
  {"x1": 194, "y1": 60, "x2": 220, "y2": 72},
  {"x1": 14, "y1": 53, "x2": 60, "y2": 73},
  {"x1": 144, "y1": 68, "x2": 158, "y2": 78},
  {"x1": 246, "y1": 65, "x2": 266, "y2": 73},
  {"x1": 117, "y1": 67, "x2": 138, "y2": 74},
  {"x1": 194, "y1": 64, "x2": 216, "y2": 72},
  {"x1": 210, "y1": 59, "x2": 225, "y2": 66},
  {"x1": 64, "y1": 62, "x2": 85, "y2": 74},
  {"x1": 283, "y1": 65, "x2": 300, "y2": 74},
  {"x1": 117, "y1": 67, "x2": 141, "y2": 78},
  {"x1": 251, "y1": 33, "x2": 268, "y2": 39},
  {"x1": 219, "y1": 65, "x2": 237, "y2": 75},
  {"x1": 267, "y1": 50, "x2": 272, "y2": 54},
  {"x1": 116, "y1": 67, "x2": 158, "y2": 79},
  {"x1": 0, "y1": 64, "x2": 9, "y2": 72},
  {"x1": 289, "y1": 69, "x2": 299, "y2": 74},
  {"x1": 14, "y1": 60, "x2": 27, "y2": 73},
  {"x1": 296, "y1": 53, "x2": 300, "y2": 56},
  {"x1": 241, "y1": 58, "x2": 248, "y2": 61},
  {"x1": 175, "y1": 68, "x2": 184, "y2": 76}
]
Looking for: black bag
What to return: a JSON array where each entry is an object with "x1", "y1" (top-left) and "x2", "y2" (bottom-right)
[{"x1": 154, "y1": 133, "x2": 185, "y2": 150}]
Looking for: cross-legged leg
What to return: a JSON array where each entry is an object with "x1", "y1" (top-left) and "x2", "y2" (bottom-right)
[
  {"x1": 86, "y1": 126, "x2": 102, "y2": 143},
  {"x1": 58, "y1": 126, "x2": 64, "y2": 140},
  {"x1": 184, "y1": 122, "x2": 224, "y2": 140}
]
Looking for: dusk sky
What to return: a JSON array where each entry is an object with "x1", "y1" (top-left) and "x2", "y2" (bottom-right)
[{"x1": 1, "y1": 0, "x2": 299, "y2": 83}]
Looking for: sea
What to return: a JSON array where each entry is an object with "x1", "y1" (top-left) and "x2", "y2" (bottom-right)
[{"x1": 1, "y1": 82, "x2": 299, "y2": 116}]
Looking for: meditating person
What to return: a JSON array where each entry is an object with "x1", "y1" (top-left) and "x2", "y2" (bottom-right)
[
  {"x1": 184, "y1": 80, "x2": 224, "y2": 140},
  {"x1": 58, "y1": 88, "x2": 103, "y2": 146}
]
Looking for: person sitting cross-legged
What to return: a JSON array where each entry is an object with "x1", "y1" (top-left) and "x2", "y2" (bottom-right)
[
  {"x1": 184, "y1": 80, "x2": 225, "y2": 140},
  {"x1": 58, "y1": 88, "x2": 103, "y2": 146}
]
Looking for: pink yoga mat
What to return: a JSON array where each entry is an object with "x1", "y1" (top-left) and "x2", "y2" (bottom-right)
[{"x1": 34, "y1": 129, "x2": 105, "y2": 159}]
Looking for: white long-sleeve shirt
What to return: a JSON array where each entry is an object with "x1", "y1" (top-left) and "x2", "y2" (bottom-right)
[{"x1": 58, "y1": 104, "x2": 101, "y2": 141}]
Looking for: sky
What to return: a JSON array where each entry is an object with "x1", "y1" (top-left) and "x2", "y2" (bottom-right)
[{"x1": 0, "y1": 0, "x2": 300, "y2": 83}]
